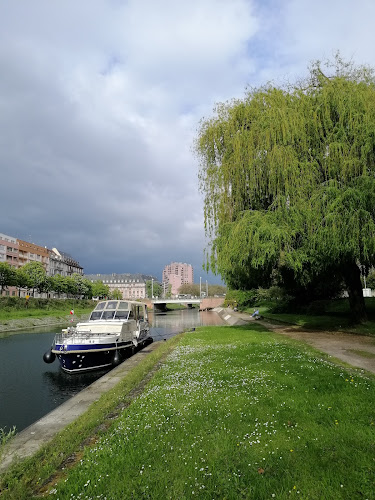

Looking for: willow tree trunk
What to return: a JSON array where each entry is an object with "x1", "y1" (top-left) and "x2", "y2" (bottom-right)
[{"x1": 342, "y1": 261, "x2": 367, "y2": 323}]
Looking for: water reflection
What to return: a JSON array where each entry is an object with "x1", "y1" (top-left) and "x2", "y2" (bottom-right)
[
  {"x1": 150, "y1": 309, "x2": 224, "y2": 341},
  {"x1": 0, "y1": 308, "x2": 224, "y2": 433},
  {"x1": 42, "y1": 369, "x2": 108, "y2": 406}
]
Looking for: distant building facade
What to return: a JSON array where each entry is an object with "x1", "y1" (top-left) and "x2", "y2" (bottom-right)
[
  {"x1": 0, "y1": 232, "x2": 19, "y2": 267},
  {"x1": 0, "y1": 232, "x2": 83, "y2": 297},
  {"x1": 18, "y1": 239, "x2": 50, "y2": 271},
  {"x1": 85, "y1": 273, "x2": 147, "y2": 300},
  {"x1": 162, "y1": 262, "x2": 194, "y2": 296},
  {"x1": 49, "y1": 248, "x2": 83, "y2": 277}
]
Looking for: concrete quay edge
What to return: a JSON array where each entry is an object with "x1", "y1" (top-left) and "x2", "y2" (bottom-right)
[{"x1": 214, "y1": 306, "x2": 254, "y2": 326}]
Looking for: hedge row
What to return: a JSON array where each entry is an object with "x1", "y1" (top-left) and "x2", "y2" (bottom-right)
[{"x1": 0, "y1": 296, "x2": 95, "y2": 310}]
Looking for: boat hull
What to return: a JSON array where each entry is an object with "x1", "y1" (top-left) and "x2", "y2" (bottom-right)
[
  {"x1": 52, "y1": 338, "x2": 152, "y2": 373},
  {"x1": 53, "y1": 343, "x2": 133, "y2": 373}
]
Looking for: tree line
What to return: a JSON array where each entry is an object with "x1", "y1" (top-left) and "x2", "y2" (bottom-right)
[{"x1": 0, "y1": 261, "x2": 110, "y2": 299}]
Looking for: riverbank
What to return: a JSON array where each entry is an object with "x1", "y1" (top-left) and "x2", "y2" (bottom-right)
[
  {"x1": 0, "y1": 313, "x2": 90, "y2": 335},
  {"x1": 1, "y1": 322, "x2": 373, "y2": 499},
  {"x1": 0, "y1": 297, "x2": 95, "y2": 334}
]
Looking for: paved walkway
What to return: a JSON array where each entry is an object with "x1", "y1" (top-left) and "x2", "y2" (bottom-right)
[{"x1": 215, "y1": 307, "x2": 375, "y2": 375}]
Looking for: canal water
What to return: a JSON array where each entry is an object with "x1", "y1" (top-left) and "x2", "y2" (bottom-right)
[{"x1": 0, "y1": 309, "x2": 224, "y2": 434}]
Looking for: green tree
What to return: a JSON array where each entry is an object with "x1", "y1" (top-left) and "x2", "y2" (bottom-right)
[
  {"x1": 178, "y1": 283, "x2": 200, "y2": 296},
  {"x1": 68, "y1": 273, "x2": 92, "y2": 299},
  {"x1": 50, "y1": 274, "x2": 69, "y2": 297},
  {"x1": 196, "y1": 56, "x2": 375, "y2": 323},
  {"x1": 15, "y1": 267, "x2": 32, "y2": 295},
  {"x1": 0, "y1": 262, "x2": 16, "y2": 294},
  {"x1": 91, "y1": 280, "x2": 109, "y2": 299},
  {"x1": 21, "y1": 262, "x2": 47, "y2": 296},
  {"x1": 208, "y1": 284, "x2": 227, "y2": 296},
  {"x1": 146, "y1": 280, "x2": 162, "y2": 298},
  {"x1": 109, "y1": 288, "x2": 123, "y2": 300}
]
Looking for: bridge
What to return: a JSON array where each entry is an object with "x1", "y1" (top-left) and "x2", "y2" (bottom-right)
[{"x1": 143, "y1": 297, "x2": 225, "y2": 312}]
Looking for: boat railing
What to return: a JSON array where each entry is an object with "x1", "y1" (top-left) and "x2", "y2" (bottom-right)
[{"x1": 54, "y1": 330, "x2": 115, "y2": 344}]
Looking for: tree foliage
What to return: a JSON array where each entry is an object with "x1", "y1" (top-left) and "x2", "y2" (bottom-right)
[
  {"x1": 367, "y1": 269, "x2": 375, "y2": 290},
  {"x1": 178, "y1": 283, "x2": 201, "y2": 296},
  {"x1": 21, "y1": 262, "x2": 48, "y2": 295},
  {"x1": 196, "y1": 56, "x2": 375, "y2": 322},
  {"x1": 0, "y1": 262, "x2": 16, "y2": 294},
  {"x1": 178, "y1": 283, "x2": 227, "y2": 296},
  {"x1": 50, "y1": 274, "x2": 69, "y2": 297},
  {"x1": 91, "y1": 280, "x2": 109, "y2": 299},
  {"x1": 107, "y1": 288, "x2": 121, "y2": 299},
  {"x1": 67, "y1": 273, "x2": 93, "y2": 299},
  {"x1": 146, "y1": 280, "x2": 162, "y2": 298}
]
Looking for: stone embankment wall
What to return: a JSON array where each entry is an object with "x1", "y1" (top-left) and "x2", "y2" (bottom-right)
[
  {"x1": 214, "y1": 306, "x2": 254, "y2": 326},
  {"x1": 200, "y1": 297, "x2": 225, "y2": 309}
]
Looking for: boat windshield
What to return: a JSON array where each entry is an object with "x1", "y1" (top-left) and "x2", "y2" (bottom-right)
[
  {"x1": 95, "y1": 302, "x2": 106, "y2": 311},
  {"x1": 105, "y1": 301, "x2": 118, "y2": 310},
  {"x1": 89, "y1": 300, "x2": 132, "y2": 321},
  {"x1": 102, "y1": 310, "x2": 115, "y2": 320}
]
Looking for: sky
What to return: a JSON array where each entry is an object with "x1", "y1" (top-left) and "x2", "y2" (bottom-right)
[{"x1": 1, "y1": 0, "x2": 374, "y2": 283}]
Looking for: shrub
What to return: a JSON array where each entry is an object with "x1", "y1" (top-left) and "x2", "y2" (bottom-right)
[
  {"x1": 224, "y1": 289, "x2": 258, "y2": 309},
  {"x1": 367, "y1": 269, "x2": 375, "y2": 289},
  {"x1": 0, "y1": 297, "x2": 95, "y2": 311}
]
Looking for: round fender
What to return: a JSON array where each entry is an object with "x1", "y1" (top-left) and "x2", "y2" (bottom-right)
[
  {"x1": 43, "y1": 349, "x2": 56, "y2": 364},
  {"x1": 113, "y1": 350, "x2": 121, "y2": 366}
]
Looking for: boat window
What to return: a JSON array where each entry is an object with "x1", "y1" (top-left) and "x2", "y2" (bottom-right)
[
  {"x1": 128, "y1": 309, "x2": 134, "y2": 319},
  {"x1": 90, "y1": 311, "x2": 102, "y2": 320},
  {"x1": 95, "y1": 302, "x2": 106, "y2": 311},
  {"x1": 102, "y1": 310, "x2": 115, "y2": 319},
  {"x1": 114, "y1": 310, "x2": 129, "y2": 320},
  {"x1": 106, "y1": 301, "x2": 118, "y2": 310},
  {"x1": 119, "y1": 301, "x2": 129, "y2": 309},
  {"x1": 137, "y1": 306, "x2": 144, "y2": 321}
]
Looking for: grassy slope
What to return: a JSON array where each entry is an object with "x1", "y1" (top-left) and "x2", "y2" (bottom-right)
[
  {"x1": 2, "y1": 324, "x2": 373, "y2": 499},
  {"x1": 0, "y1": 307, "x2": 93, "y2": 321}
]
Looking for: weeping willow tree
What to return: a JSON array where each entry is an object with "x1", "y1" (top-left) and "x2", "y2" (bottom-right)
[{"x1": 196, "y1": 57, "x2": 375, "y2": 323}]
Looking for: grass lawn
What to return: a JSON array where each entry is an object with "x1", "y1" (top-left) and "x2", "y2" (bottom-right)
[{"x1": 8, "y1": 323, "x2": 373, "y2": 500}]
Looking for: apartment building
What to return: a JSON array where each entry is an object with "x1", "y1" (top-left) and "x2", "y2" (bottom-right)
[
  {"x1": 18, "y1": 239, "x2": 50, "y2": 271},
  {"x1": 0, "y1": 232, "x2": 83, "y2": 296},
  {"x1": 0, "y1": 232, "x2": 19, "y2": 267},
  {"x1": 49, "y1": 248, "x2": 83, "y2": 276},
  {"x1": 85, "y1": 273, "x2": 147, "y2": 300},
  {"x1": 162, "y1": 262, "x2": 194, "y2": 296}
]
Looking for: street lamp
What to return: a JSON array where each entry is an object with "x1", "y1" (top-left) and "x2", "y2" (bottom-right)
[{"x1": 151, "y1": 278, "x2": 154, "y2": 298}]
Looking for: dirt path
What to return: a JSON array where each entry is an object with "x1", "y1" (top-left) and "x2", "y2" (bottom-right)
[
  {"x1": 264, "y1": 322, "x2": 375, "y2": 374},
  {"x1": 219, "y1": 308, "x2": 375, "y2": 375}
]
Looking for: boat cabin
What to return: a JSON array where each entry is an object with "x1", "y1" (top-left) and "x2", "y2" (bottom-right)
[{"x1": 89, "y1": 300, "x2": 147, "y2": 322}]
